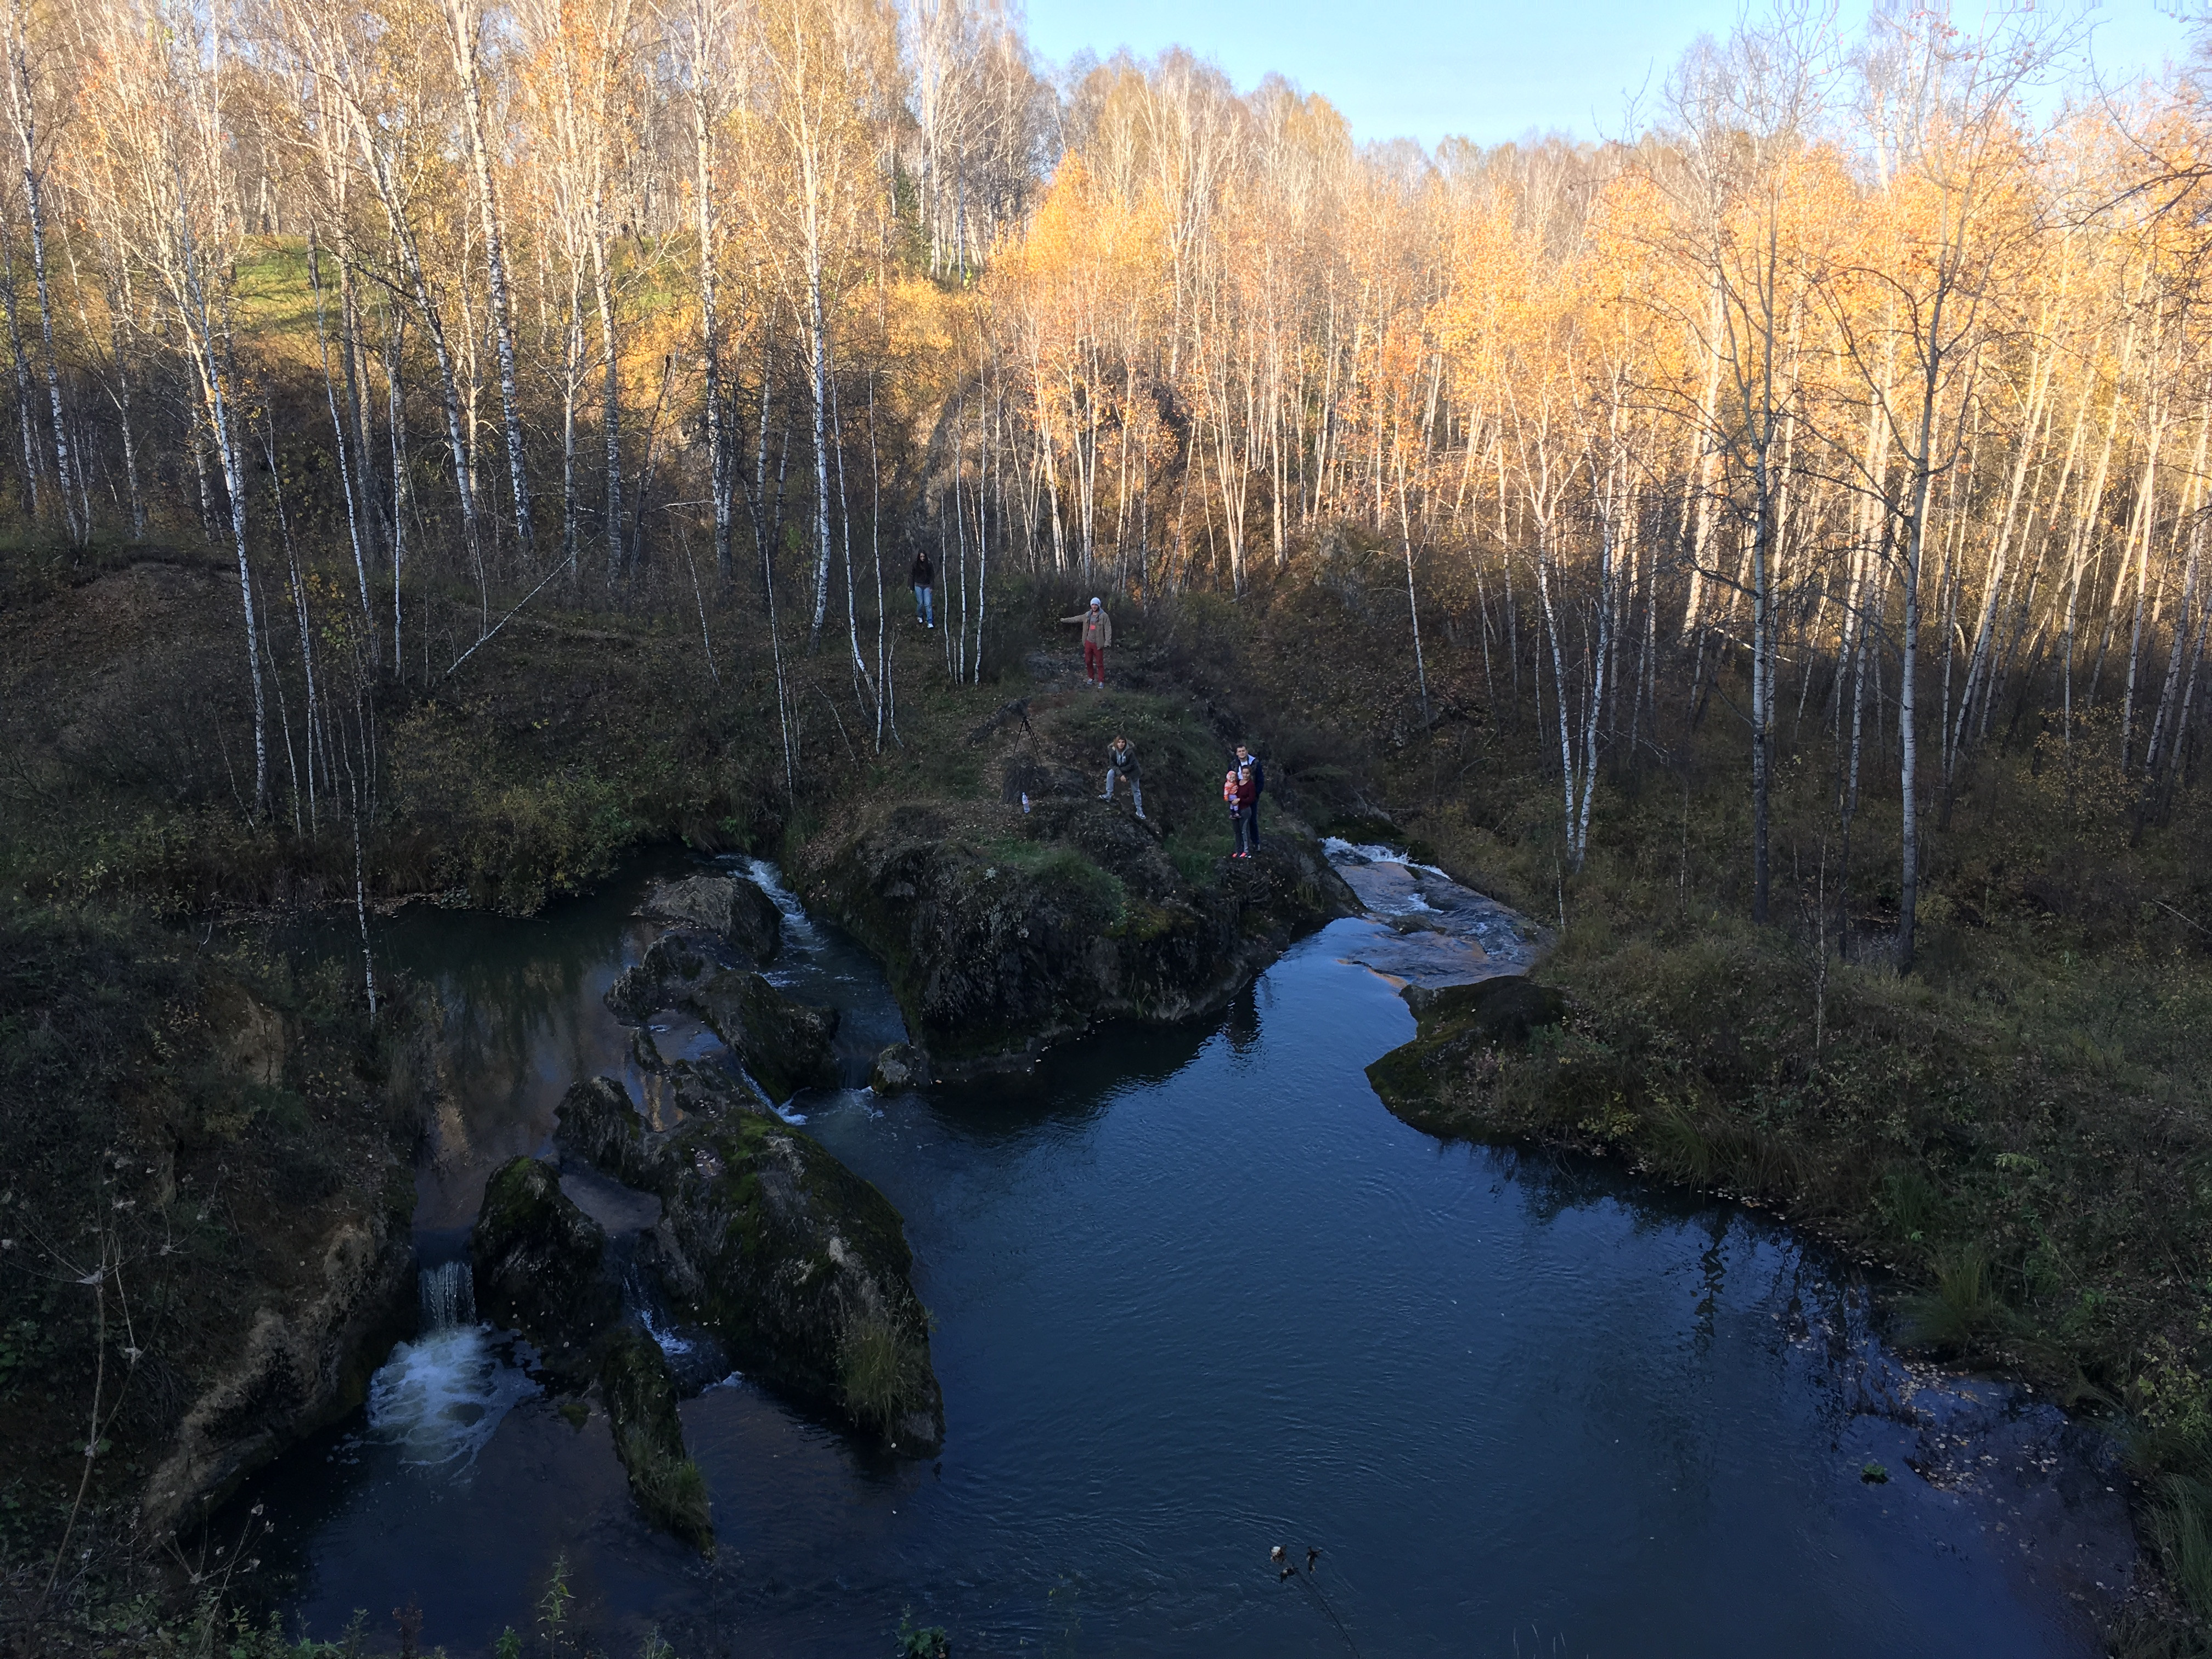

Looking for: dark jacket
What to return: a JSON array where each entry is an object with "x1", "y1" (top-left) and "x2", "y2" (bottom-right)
[
  {"x1": 1239, "y1": 755, "x2": 1265, "y2": 795},
  {"x1": 910, "y1": 555, "x2": 935, "y2": 588},
  {"x1": 1107, "y1": 740, "x2": 1139, "y2": 775}
]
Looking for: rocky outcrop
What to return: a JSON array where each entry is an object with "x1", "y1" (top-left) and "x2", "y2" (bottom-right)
[
  {"x1": 601, "y1": 1324, "x2": 714, "y2": 1555},
  {"x1": 605, "y1": 928, "x2": 726, "y2": 1023},
  {"x1": 641, "y1": 872, "x2": 782, "y2": 963},
  {"x1": 868, "y1": 1042, "x2": 927, "y2": 1094},
  {"x1": 692, "y1": 969, "x2": 840, "y2": 1099},
  {"x1": 558, "y1": 1069, "x2": 943, "y2": 1451},
  {"x1": 471, "y1": 1156, "x2": 619, "y2": 1361},
  {"x1": 799, "y1": 803, "x2": 1356, "y2": 1069},
  {"x1": 605, "y1": 933, "x2": 839, "y2": 1101}
]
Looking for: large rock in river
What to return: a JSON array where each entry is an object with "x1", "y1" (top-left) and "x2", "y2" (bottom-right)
[
  {"x1": 641, "y1": 873, "x2": 782, "y2": 963},
  {"x1": 692, "y1": 968, "x2": 840, "y2": 1100},
  {"x1": 557, "y1": 1071, "x2": 943, "y2": 1452},
  {"x1": 868, "y1": 1042, "x2": 927, "y2": 1094},
  {"x1": 470, "y1": 1155, "x2": 619, "y2": 1360},
  {"x1": 605, "y1": 928, "x2": 724, "y2": 1023},
  {"x1": 605, "y1": 934, "x2": 838, "y2": 1102},
  {"x1": 600, "y1": 1324, "x2": 714, "y2": 1555}
]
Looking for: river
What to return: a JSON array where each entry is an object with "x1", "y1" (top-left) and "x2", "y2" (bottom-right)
[{"x1": 233, "y1": 844, "x2": 2131, "y2": 1657}]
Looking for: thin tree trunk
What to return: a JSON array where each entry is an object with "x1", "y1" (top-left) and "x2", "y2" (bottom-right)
[{"x1": 446, "y1": 0, "x2": 533, "y2": 552}]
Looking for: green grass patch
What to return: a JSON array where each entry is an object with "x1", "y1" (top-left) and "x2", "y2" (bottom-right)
[{"x1": 838, "y1": 1312, "x2": 933, "y2": 1441}]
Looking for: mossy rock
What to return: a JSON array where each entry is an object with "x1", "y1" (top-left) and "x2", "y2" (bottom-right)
[
  {"x1": 1366, "y1": 975, "x2": 1565, "y2": 1130},
  {"x1": 1401, "y1": 974, "x2": 1565, "y2": 1035},
  {"x1": 556, "y1": 1069, "x2": 943, "y2": 1452},
  {"x1": 471, "y1": 1156, "x2": 619, "y2": 1359},
  {"x1": 642, "y1": 873, "x2": 782, "y2": 964},
  {"x1": 600, "y1": 1324, "x2": 714, "y2": 1555},
  {"x1": 662, "y1": 1105, "x2": 941, "y2": 1448},
  {"x1": 692, "y1": 968, "x2": 840, "y2": 1101}
]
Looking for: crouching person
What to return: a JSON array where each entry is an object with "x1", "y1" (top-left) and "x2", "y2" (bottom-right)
[{"x1": 1101, "y1": 735, "x2": 1144, "y2": 820}]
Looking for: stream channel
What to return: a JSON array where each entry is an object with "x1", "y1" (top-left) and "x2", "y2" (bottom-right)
[{"x1": 235, "y1": 844, "x2": 2134, "y2": 1657}]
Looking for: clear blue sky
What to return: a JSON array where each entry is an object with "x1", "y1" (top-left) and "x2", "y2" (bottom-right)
[{"x1": 1022, "y1": 0, "x2": 2200, "y2": 148}]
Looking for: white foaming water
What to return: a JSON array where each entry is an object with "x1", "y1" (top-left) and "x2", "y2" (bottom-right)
[
  {"x1": 637, "y1": 1304, "x2": 693, "y2": 1359},
  {"x1": 366, "y1": 1266, "x2": 537, "y2": 1471},
  {"x1": 741, "y1": 856, "x2": 823, "y2": 951},
  {"x1": 1321, "y1": 836, "x2": 1448, "y2": 878},
  {"x1": 1323, "y1": 838, "x2": 1440, "y2": 917}
]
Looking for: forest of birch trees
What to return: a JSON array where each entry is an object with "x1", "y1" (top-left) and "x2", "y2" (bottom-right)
[{"x1": 8, "y1": 0, "x2": 2212, "y2": 966}]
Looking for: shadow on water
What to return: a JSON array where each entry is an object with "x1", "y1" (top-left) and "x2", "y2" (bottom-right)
[{"x1": 229, "y1": 846, "x2": 2133, "y2": 1659}]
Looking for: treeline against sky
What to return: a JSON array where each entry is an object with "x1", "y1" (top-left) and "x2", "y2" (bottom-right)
[{"x1": 10, "y1": 0, "x2": 2212, "y2": 960}]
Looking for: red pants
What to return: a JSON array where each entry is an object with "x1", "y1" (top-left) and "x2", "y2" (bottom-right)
[{"x1": 1084, "y1": 641, "x2": 1105, "y2": 684}]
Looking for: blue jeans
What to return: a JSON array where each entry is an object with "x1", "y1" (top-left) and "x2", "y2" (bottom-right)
[{"x1": 915, "y1": 584, "x2": 934, "y2": 625}]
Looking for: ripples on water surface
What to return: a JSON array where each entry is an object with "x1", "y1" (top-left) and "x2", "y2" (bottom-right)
[{"x1": 237, "y1": 850, "x2": 2128, "y2": 1658}]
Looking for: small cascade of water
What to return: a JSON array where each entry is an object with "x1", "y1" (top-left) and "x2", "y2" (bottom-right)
[
  {"x1": 1322, "y1": 837, "x2": 1542, "y2": 985},
  {"x1": 740, "y1": 856, "x2": 822, "y2": 949},
  {"x1": 366, "y1": 1260, "x2": 534, "y2": 1471},
  {"x1": 618, "y1": 1259, "x2": 731, "y2": 1391},
  {"x1": 418, "y1": 1260, "x2": 476, "y2": 1331}
]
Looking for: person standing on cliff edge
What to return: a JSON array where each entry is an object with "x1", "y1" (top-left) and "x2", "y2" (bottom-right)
[
  {"x1": 1061, "y1": 596, "x2": 1111, "y2": 687},
  {"x1": 1234, "y1": 743, "x2": 1265, "y2": 850}
]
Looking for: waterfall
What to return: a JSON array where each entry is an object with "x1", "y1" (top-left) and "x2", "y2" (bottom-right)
[
  {"x1": 418, "y1": 1259, "x2": 477, "y2": 1331},
  {"x1": 368, "y1": 1259, "x2": 531, "y2": 1470}
]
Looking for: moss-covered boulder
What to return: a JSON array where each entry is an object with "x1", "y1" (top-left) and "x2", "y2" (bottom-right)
[
  {"x1": 1365, "y1": 975, "x2": 1566, "y2": 1135},
  {"x1": 471, "y1": 1156, "x2": 619, "y2": 1359},
  {"x1": 642, "y1": 873, "x2": 782, "y2": 964},
  {"x1": 556, "y1": 1068, "x2": 943, "y2": 1451},
  {"x1": 692, "y1": 969, "x2": 841, "y2": 1100},
  {"x1": 600, "y1": 1324, "x2": 714, "y2": 1555}
]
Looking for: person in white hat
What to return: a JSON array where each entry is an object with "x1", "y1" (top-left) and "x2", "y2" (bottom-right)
[{"x1": 1060, "y1": 596, "x2": 1113, "y2": 687}]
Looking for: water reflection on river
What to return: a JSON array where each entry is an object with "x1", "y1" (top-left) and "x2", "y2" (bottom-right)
[{"x1": 237, "y1": 850, "x2": 2128, "y2": 1658}]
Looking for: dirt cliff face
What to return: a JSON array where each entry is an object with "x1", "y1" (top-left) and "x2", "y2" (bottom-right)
[
  {"x1": 0, "y1": 906, "x2": 432, "y2": 1545},
  {"x1": 139, "y1": 1210, "x2": 414, "y2": 1540}
]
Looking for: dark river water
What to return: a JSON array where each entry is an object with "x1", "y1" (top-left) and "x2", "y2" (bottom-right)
[{"x1": 234, "y1": 849, "x2": 2132, "y2": 1658}]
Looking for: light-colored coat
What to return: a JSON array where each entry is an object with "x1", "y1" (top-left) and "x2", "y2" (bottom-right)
[{"x1": 1063, "y1": 607, "x2": 1111, "y2": 648}]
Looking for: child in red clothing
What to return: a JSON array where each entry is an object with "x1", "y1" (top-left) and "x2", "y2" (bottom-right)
[{"x1": 1228, "y1": 765, "x2": 1258, "y2": 857}]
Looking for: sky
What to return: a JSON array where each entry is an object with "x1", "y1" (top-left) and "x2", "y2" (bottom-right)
[{"x1": 1021, "y1": 0, "x2": 2202, "y2": 149}]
